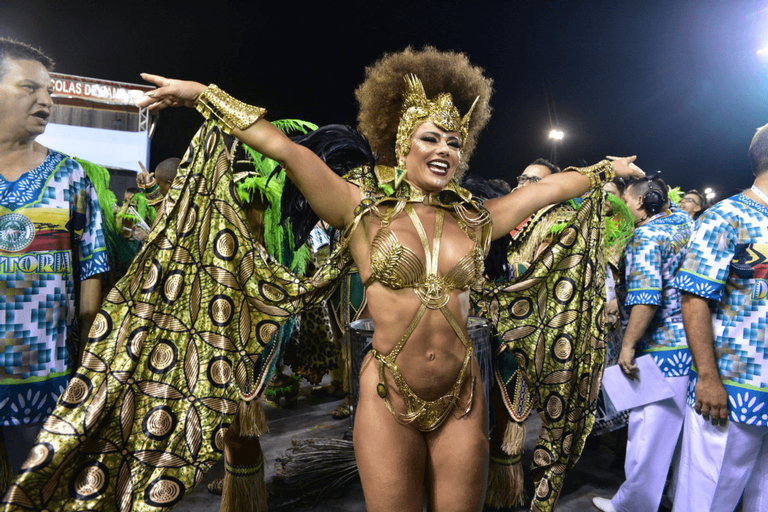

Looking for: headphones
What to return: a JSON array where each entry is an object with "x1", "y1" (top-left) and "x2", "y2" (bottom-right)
[{"x1": 640, "y1": 171, "x2": 667, "y2": 215}]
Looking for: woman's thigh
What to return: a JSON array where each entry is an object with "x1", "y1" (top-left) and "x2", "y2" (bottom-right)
[
  {"x1": 424, "y1": 359, "x2": 489, "y2": 512},
  {"x1": 354, "y1": 356, "x2": 427, "y2": 512}
]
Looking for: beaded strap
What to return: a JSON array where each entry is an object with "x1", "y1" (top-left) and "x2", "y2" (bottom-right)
[
  {"x1": 195, "y1": 84, "x2": 267, "y2": 134},
  {"x1": 564, "y1": 160, "x2": 615, "y2": 190},
  {"x1": 490, "y1": 453, "x2": 523, "y2": 466},
  {"x1": 224, "y1": 458, "x2": 264, "y2": 478}
]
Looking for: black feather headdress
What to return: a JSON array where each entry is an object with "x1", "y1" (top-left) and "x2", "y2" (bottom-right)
[{"x1": 271, "y1": 125, "x2": 378, "y2": 250}]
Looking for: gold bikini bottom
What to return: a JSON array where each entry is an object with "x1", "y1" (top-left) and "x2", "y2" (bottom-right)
[{"x1": 362, "y1": 303, "x2": 476, "y2": 433}]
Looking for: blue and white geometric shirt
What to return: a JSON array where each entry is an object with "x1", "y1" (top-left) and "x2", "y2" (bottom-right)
[
  {"x1": 0, "y1": 150, "x2": 108, "y2": 426},
  {"x1": 672, "y1": 193, "x2": 768, "y2": 426},
  {"x1": 624, "y1": 210, "x2": 693, "y2": 377}
]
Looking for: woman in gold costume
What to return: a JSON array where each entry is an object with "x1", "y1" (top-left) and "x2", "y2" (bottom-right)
[
  {"x1": 136, "y1": 48, "x2": 641, "y2": 511},
  {"x1": 1, "y1": 48, "x2": 642, "y2": 512}
]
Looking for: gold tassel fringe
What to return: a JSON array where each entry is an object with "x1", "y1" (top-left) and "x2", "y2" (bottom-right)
[
  {"x1": 485, "y1": 420, "x2": 527, "y2": 508},
  {"x1": 220, "y1": 457, "x2": 267, "y2": 512},
  {"x1": 485, "y1": 453, "x2": 526, "y2": 508},
  {"x1": 236, "y1": 399, "x2": 269, "y2": 437},
  {"x1": 501, "y1": 419, "x2": 526, "y2": 456}
]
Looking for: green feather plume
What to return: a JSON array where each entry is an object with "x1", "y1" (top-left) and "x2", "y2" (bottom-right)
[
  {"x1": 667, "y1": 186, "x2": 683, "y2": 205},
  {"x1": 73, "y1": 157, "x2": 136, "y2": 266},
  {"x1": 605, "y1": 193, "x2": 635, "y2": 267},
  {"x1": 235, "y1": 120, "x2": 317, "y2": 274},
  {"x1": 272, "y1": 119, "x2": 318, "y2": 134}
]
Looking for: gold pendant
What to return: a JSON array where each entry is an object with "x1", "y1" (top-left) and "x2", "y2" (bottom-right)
[{"x1": 376, "y1": 383, "x2": 387, "y2": 399}]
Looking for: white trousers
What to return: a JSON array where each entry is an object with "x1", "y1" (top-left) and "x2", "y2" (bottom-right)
[
  {"x1": 612, "y1": 375, "x2": 689, "y2": 512},
  {"x1": 673, "y1": 405, "x2": 768, "y2": 512}
]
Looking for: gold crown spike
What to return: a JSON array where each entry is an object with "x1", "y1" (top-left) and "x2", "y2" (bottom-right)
[
  {"x1": 395, "y1": 75, "x2": 478, "y2": 158},
  {"x1": 461, "y1": 96, "x2": 479, "y2": 143}
]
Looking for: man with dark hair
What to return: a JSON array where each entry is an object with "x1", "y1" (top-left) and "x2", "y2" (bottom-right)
[
  {"x1": 0, "y1": 38, "x2": 107, "y2": 479},
  {"x1": 515, "y1": 157, "x2": 560, "y2": 187},
  {"x1": 593, "y1": 175, "x2": 693, "y2": 512},
  {"x1": 680, "y1": 189, "x2": 707, "y2": 220},
  {"x1": 137, "y1": 157, "x2": 180, "y2": 207},
  {"x1": 154, "y1": 157, "x2": 180, "y2": 195},
  {"x1": 0, "y1": 39, "x2": 54, "y2": 79},
  {"x1": 604, "y1": 178, "x2": 626, "y2": 199},
  {"x1": 671, "y1": 124, "x2": 768, "y2": 511}
]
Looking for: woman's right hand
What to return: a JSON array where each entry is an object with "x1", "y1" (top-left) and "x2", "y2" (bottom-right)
[
  {"x1": 138, "y1": 73, "x2": 207, "y2": 111},
  {"x1": 606, "y1": 155, "x2": 645, "y2": 180}
]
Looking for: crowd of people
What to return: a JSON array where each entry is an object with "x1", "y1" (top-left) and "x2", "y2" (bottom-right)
[{"x1": 0, "y1": 37, "x2": 765, "y2": 512}]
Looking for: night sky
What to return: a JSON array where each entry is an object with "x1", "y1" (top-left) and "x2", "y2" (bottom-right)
[{"x1": 3, "y1": 0, "x2": 767, "y2": 201}]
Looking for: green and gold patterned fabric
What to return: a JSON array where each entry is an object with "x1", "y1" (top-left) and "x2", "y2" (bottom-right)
[
  {"x1": 3, "y1": 119, "x2": 607, "y2": 512},
  {"x1": 473, "y1": 191, "x2": 607, "y2": 512},
  {"x1": 2, "y1": 121, "x2": 351, "y2": 512}
]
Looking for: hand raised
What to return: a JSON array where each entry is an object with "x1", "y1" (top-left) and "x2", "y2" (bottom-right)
[
  {"x1": 606, "y1": 155, "x2": 645, "y2": 180},
  {"x1": 136, "y1": 161, "x2": 153, "y2": 187},
  {"x1": 138, "y1": 73, "x2": 207, "y2": 111}
]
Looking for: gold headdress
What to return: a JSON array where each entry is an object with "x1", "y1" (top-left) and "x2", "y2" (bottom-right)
[{"x1": 395, "y1": 74, "x2": 479, "y2": 158}]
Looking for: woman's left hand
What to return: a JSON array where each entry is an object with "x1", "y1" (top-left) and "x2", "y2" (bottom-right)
[
  {"x1": 137, "y1": 73, "x2": 207, "y2": 111},
  {"x1": 607, "y1": 155, "x2": 645, "y2": 180}
]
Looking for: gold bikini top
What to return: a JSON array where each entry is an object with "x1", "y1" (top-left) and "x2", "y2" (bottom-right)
[
  {"x1": 352, "y1": 194, "x2": 491, "y2": 431},
  {"x1": 364, "y1": 201, "x2": 485, "y2": 308}
]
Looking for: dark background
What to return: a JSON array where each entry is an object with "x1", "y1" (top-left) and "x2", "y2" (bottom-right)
[{"x1": 3, "y1": 0, "x2": 767, "y2": 201}]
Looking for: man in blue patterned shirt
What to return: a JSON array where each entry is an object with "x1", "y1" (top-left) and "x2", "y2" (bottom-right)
[
  {"x1": 593, "y1": 174, "x2": 693, "y2": 512},
  {"x1": 0, "y1": 39, "x2": 107, "y2": 477},
  {"x1": 671, "y1": 125, "x2": 768, "y2": 512}
]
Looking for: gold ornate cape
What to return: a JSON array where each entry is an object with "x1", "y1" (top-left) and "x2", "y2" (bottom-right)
[
  {"x1": 473, "y1": 192, "x2": 607, "y2": 512},
  {"x1": 3, "y1": 120, "x2": 606, "y2": 512},
  {"x1": 1, "y1": 121, "x2": 351, "y2": 512}
]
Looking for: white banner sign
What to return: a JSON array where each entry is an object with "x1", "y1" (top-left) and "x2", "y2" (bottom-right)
[{"x1": 50, "y1": 73, "x2": 154, "y2": 107}]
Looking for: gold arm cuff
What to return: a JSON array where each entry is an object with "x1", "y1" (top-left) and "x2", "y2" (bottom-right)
[
  {"x1": 195, "y1": 84, "x2": 267, "y2": 134},
  {"x1": 564, "y1": 160, "x2": 615, "y2": 190}
]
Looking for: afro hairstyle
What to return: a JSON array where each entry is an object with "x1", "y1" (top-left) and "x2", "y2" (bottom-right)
[{"x1": 355, "y1": 46, "x2": 493, "y2": 176}]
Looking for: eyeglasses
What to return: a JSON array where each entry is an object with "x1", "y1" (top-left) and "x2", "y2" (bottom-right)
[
  {"x1": 681, "y1": 197, "x2": 701, "y2": 206},
  {"x1": 517, "y1": 175, "x2": 541, "y2": 184}
]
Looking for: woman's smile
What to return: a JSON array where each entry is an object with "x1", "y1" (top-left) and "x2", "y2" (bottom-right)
[{"x1": 402, "y1": 121, "x2": 461, "y2": 191}]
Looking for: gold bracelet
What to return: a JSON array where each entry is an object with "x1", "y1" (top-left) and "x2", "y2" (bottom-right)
[
  {"x1": 195, "y1": 84, "x2": 267, "y2": 134},
  {"x1": 564, "y1": 160, "x2": 615, "y2": 190}
]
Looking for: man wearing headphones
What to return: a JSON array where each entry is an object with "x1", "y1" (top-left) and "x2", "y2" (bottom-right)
[{"x1": 593, "y1": 175, "x2": 694, "y2": 512}]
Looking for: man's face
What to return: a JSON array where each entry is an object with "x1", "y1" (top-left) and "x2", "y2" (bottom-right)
[
  {"x1": 156, "y1": 178, "x2": 171, "y2": 197},
  {"x1": 622, "y1": 184, "x2": 646, "y2": 222},
  {"x1": 517, "y1": 164, "x2": 551, "y2": 188},
  {"x1": 123, "y1": 191, "x2": 134, "y2": 204},
  {"x1": 603, "y1": 182, "x2": 622, "y2": 199},
  {"x1": 0, "y1": 59, "x2": 53, "y2": 140},
  {"x1": 680, "y1": 194, "x2": 702, "y2": 216}
]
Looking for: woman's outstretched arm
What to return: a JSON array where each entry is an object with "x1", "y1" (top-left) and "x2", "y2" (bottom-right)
[
  {"x1": 484, "y1": 157, "x2": 644, "y2": 240},
  {"x1": 138, "y1": 74, "x2": 361, "y2": 229}
]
